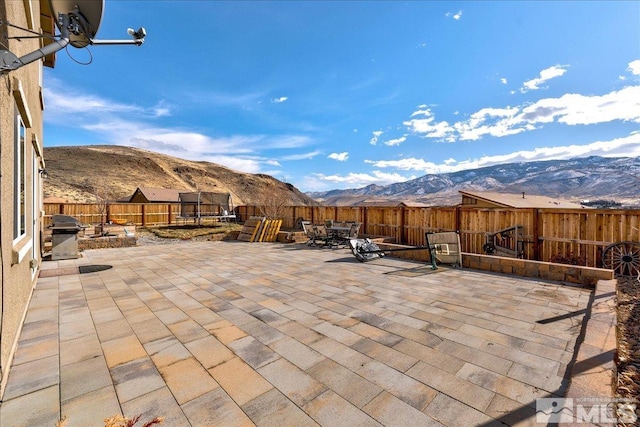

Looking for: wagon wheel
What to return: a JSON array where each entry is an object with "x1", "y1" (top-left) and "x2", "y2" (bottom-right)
[{"x1": 602, "y1": 241, "x2": 640, "y2": 277}]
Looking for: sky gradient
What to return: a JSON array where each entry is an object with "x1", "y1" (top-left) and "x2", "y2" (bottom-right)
[{"x1": 43, "y1": 1, "x2": 640, "y2": 192}]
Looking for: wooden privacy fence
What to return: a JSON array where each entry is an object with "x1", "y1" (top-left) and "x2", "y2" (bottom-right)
[
  {"x1": 44, "y1": 203, "x2": 640, "y2": 268},
  {"x1": 237, "y1": 205, "x2": 640, "y2": 268},
  {"x1": 43, "y1": 203, "x2": 222, "y2": 228}
]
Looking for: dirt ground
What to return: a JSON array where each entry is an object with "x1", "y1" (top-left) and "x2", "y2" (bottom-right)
[{"x1": 136, "y1": 224, "x2": 242, "y2": 245}]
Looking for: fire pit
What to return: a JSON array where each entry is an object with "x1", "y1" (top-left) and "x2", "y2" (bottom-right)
[{"x1": 50, "y1": 214, "x2": 85, "y2": 260}]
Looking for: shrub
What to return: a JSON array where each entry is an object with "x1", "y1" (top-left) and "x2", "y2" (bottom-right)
[{"x1": 549, "y1": 252, "x2": 587, "y2": 266}]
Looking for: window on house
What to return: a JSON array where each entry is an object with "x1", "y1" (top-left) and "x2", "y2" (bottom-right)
[{"x1": 14, "y1": 107, "x2": 26, "y2": 240}]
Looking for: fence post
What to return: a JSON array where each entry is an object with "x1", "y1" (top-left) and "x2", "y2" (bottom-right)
[
  {"x1": 142, "y1": 204, "x2": 146, "y2": 227},
  {"x1": 400, "y1": 206, "x2": 406, "y2": 245},
  {"x1": 168, "y1": 203, "x2": 172, "y2": 225},
  {"x1": 363, "y1": 207, "x2": 368, "y2": 236},
  {"x1": 532, "y1": 208, "x2": 540, "y2": 261},
  {"x1": 292, "y1": 206, "x2": 296, "y2": 228}
]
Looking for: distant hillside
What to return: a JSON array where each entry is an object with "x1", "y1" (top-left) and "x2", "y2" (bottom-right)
[
  {"x1": 309, "y1": 156, "x2": 640, "y2": 206},
  {"x1": 43, "y1": 145, "x2": 319, "y2": 206}
]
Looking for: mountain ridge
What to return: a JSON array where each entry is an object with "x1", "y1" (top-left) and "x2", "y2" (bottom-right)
[{"x1": 308, "y1": 156, "x2": 640, "y2": 206}]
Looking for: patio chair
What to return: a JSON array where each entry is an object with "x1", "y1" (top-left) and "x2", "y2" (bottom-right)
[
  {"x1": 315, "y1": 224, "x2": 338, "y2": 248},
  {"x1": 348, "y1": 222, "x2": 361, "y2": 238},
  {"x1": 301, "y1": 221, "x2": 317, "y2": 246}
]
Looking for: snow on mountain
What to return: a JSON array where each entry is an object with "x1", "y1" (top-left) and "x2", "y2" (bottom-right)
[{"x1": 308, "y1": 156, "x2": 640, "y2": 206}]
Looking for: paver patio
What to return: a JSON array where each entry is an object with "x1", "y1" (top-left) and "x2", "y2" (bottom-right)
[{"x1": 0, "y1": 240, "x2": 593, "y2": 426}]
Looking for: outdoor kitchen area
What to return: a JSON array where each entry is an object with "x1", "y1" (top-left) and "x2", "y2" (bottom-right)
[
  {"x1": 45, "y1": 214, "x2": 138, "y2": 259},
  {"x1": 49, "y1": 214, "x2": 84, "y2": 260}
]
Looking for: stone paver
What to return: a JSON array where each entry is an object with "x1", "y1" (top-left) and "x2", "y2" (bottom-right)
[{"x1": 0, "y1": 241, "x2": 597, "y2": 426}]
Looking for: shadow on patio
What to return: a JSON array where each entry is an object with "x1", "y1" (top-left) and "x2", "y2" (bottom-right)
[{"x1": 0, "y1": 240, "x2": 602, "y2": 426}]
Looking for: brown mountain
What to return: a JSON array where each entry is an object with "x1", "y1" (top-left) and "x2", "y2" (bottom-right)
[{"x1": 43, "y1": 145, "x2": 319, "y2": 206}]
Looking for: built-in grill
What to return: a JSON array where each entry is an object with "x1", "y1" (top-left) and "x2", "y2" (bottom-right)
[{"x1": 50, "y1": 214, "x2": 84, "y2": 260}]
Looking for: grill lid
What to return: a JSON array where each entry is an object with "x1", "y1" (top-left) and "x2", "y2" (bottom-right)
[{"x1": 50, "y1": 214, "x2": 83, "y2": 230}]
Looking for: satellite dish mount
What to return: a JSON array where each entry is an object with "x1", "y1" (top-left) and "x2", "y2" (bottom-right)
[{"x1": 1, "y1": 0, "x2": 146, "y2": 73}]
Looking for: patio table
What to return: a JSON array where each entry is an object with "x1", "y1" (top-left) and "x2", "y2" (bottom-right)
[{"x1": 327, "y1": 226, "x2": 353, "y2": 246}]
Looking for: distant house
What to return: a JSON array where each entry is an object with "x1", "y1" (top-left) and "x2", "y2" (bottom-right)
[
  {"x1": 128, "y1": 187, "x2": 187, "y2": 203},
  {"x1": 459, "y1": 190, "x2": 587, "y2": 209}
]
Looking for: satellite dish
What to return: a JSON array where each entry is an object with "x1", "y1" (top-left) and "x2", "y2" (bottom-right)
[
  {"x1": 1, "y1": 0, "x2": 145, "y2": 73},
  {"x1": 49, "y1": 0, "x2": 105, "y2": 48}
]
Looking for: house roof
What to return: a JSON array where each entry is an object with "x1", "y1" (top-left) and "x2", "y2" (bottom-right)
[
  {"x1": 131, "y1": 187, "x2": 186, "y2": 203},
  {"x1": 399, "y1": 201, "x2": 432, "y2": 208},
  {"x1": 459, "y1": 190, "x2": 587, "y2": 209}
]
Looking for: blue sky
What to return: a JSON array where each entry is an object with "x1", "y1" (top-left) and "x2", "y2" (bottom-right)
[{"x1": 43, "y1": 1, "x2": 640, "y2": 192}]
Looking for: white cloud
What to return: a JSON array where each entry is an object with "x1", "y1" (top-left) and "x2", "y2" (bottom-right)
[
  {"x1": 384, "y1": 136, "x2": 407, "y2": 146},
  {"x1": 127, "y1": 133, "x2": 259, "y2": 157},
  {"x1": 405, "y1": 85, "x2": 640, "y2": 142},
  {"x1": 328, "y1": 152, "x2": 349, "y2": 161},
  {"x1": 265, "y1": 135, "x2": 313, "y2": 149},
  {"x1": 364, "y1": 157, "x2": 443, "y2": 172},
  {"x1": 370, "y1": 130, "x2": 383, "y2": 145},
  {"x1": 522, "y1": 86, "x2": 640, "y2": 125},
  {"x1": 454, "y1": 106, "x2": 524, "y2": 141},
  {"x1": 628, "y1": 60, "x2": 640, "y2": 75},
  {"x1": 403, "y1": 108, "x2": 453, "y2": 140},
  {"x1": 44, "y1": 86, "x2": 154, "y2": 117},
  {"x1": 280, "y1": 150, "x2": 321, "y2": 161},
  {"x1": 500, "y1": 78, "x2": 508, "y2": 85},
  {"x1": 446, "y1": 10, "x2": 462, "y2": 20},
  {"x1": 521, "y1": 65, "x2": 568, "y2": 92},
  {"x1": 271, "y1": 96, "x2": 288, "y2": 103},
  {"x1": 203, "y1": 156, "x2": 264, "y2": 173},
  {"x1": 43, "y1": 81, "x2": 318, "y2": 176},
  {"x1": 313, "y1": 170, "x2": 411, "y2": 187},
  {"x1": 365, "y1": 131, "x2": 640, "y2": 174}
]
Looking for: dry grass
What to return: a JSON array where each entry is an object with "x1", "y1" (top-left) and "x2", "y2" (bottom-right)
[
  {"x1": 104, "y1": 415, "x2": 164, "y2": 427},
  {"x1": 143, "y1": 224, "x2": 242, "y2": 240},
  {"x1": 57, "y1": 415, "x2": 164, "y2": 427},
  {"x1": 616, "y1": 276, "x2": 640, "y2": 425}
]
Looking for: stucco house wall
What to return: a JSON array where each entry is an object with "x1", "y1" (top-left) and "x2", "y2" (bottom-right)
[{"x1": 0, "y1": 0, "x2": 47, "y2": 396}]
